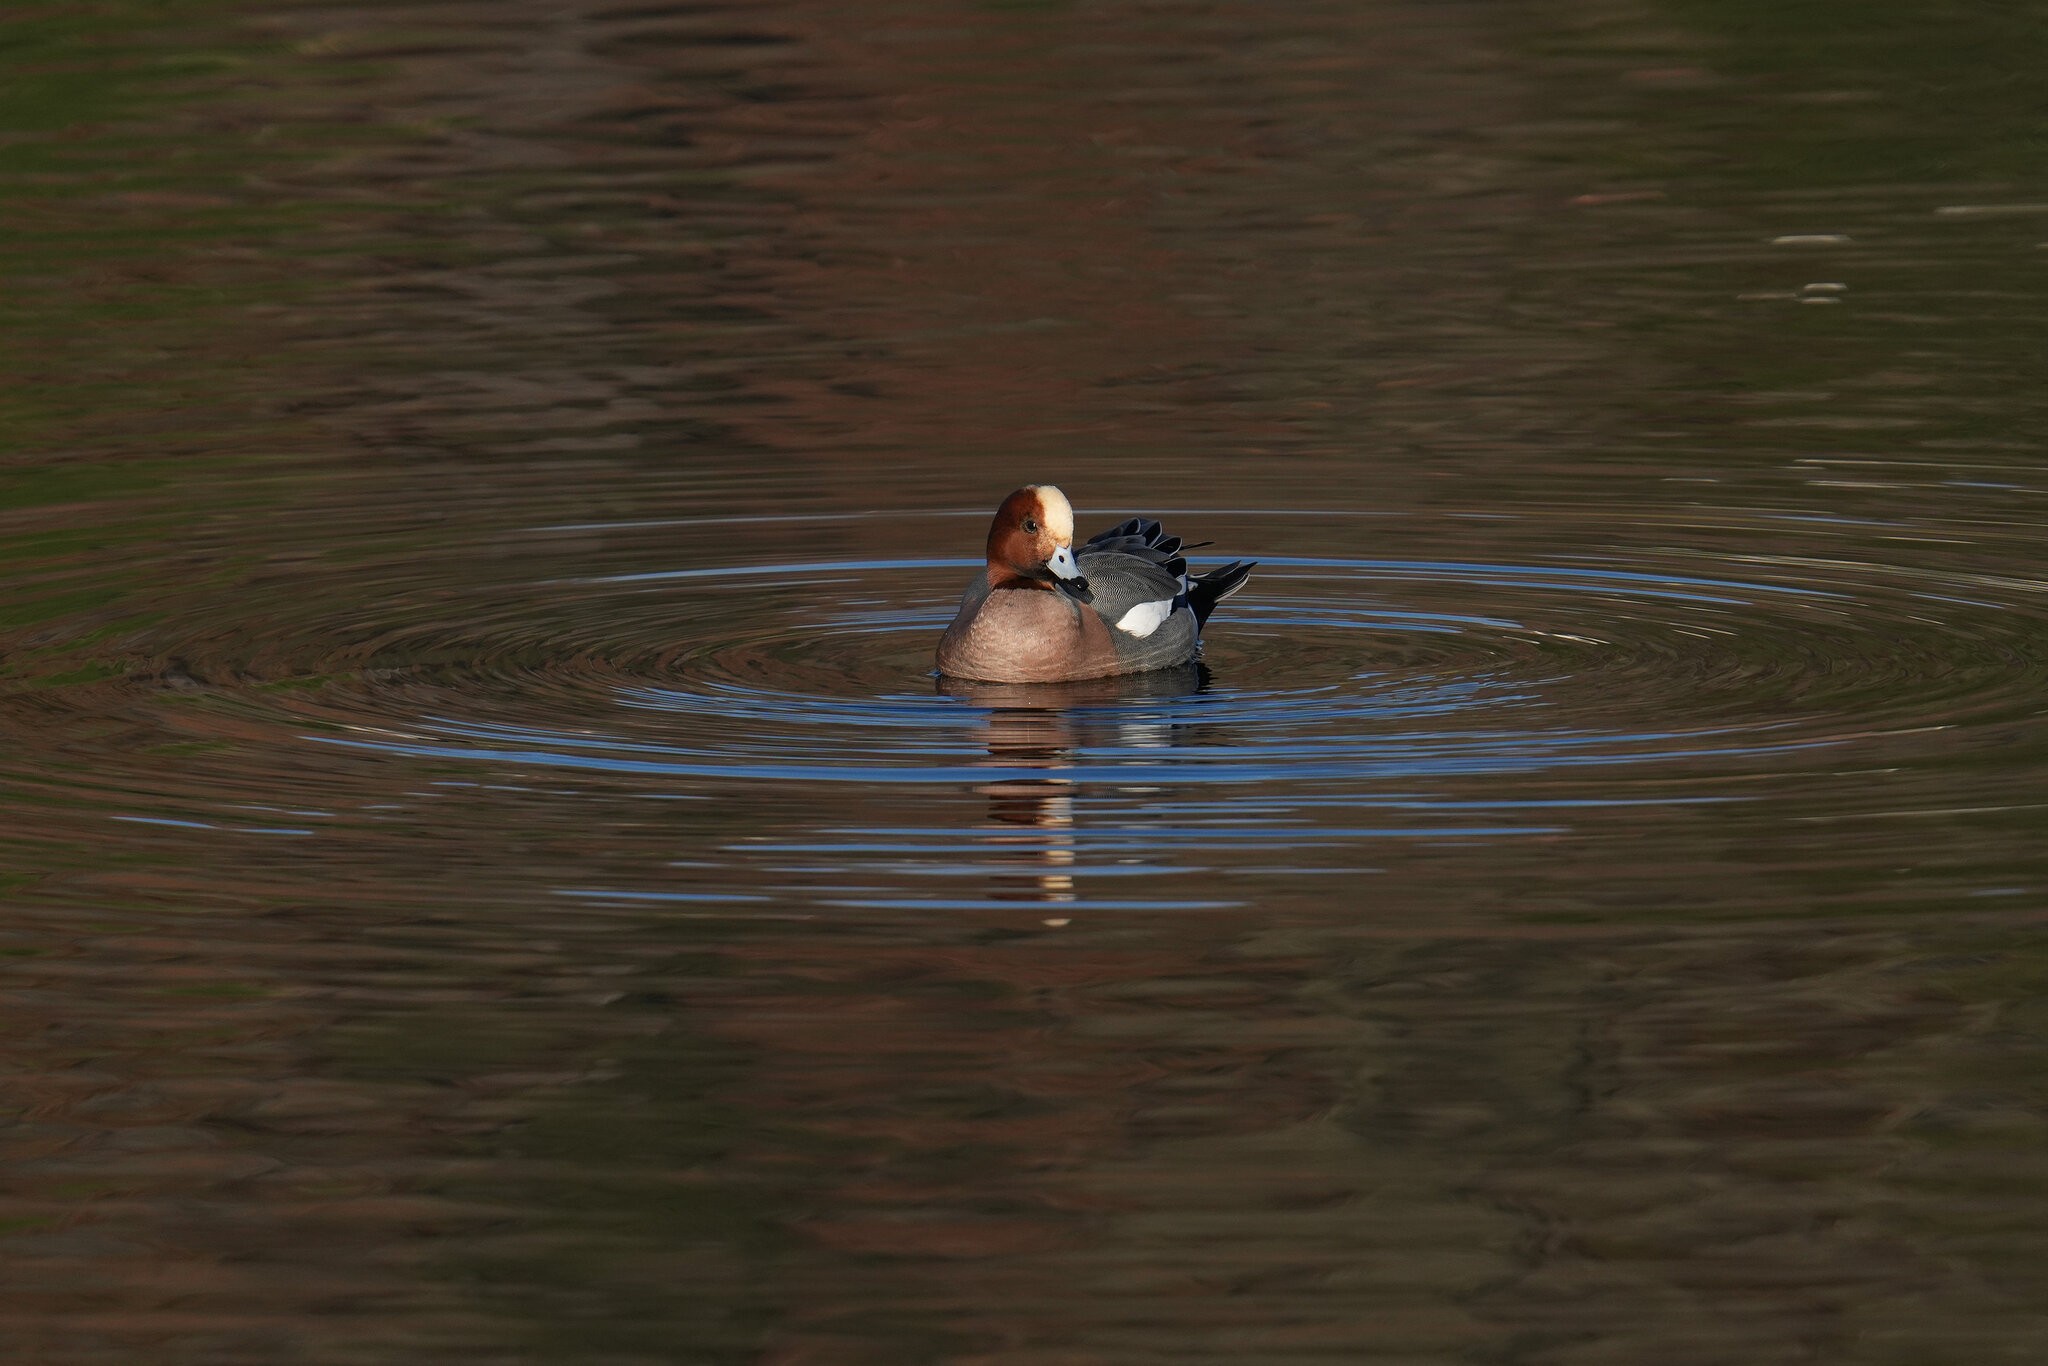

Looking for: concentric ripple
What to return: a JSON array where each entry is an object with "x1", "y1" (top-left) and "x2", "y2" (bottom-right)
[
  {"x1": 18, "y1": 507, "x2": 2047, "y2": 921},
  {"x1": 273, "y1": 511, "x2": 2048, "y2": 796}
]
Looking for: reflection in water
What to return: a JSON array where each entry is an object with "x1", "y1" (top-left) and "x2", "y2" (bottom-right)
[
  {"x1": 971, "y1": 701, "x2": 1079, "y2": 906},
  {"x1": 943, "y1": 666, "x2": 1209, "y2": 906},
  {"x1": 10, "y1": 0, "x2": 2048, "y2": 1360}
]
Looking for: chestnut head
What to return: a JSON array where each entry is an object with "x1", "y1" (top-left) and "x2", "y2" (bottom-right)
[{"x1": 986, "y1": 485, "x2": 1087, "y2": 592}]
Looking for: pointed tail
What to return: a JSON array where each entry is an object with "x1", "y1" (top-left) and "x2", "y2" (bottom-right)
[{"x1": 1188, "y1": 559, "x2": 1255, "y2": 629}]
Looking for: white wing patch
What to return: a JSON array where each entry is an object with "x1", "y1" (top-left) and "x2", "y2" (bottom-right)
[{"x1": 1114, "y1": 597, "x2": 1177, "y2": 638}]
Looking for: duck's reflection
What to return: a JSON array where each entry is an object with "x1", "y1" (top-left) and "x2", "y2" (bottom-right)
[{"x1": 937, "y1": 665, "x2": 1207, "y2": 904}]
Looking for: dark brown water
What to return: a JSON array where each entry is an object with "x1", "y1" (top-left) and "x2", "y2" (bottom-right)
[{"x1": 8, "y1": 0, "x2": 2048, "y2": 1360}]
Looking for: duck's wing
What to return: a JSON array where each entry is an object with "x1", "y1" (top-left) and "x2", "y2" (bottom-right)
[
  {"x1": 1073, "y1": 521, "x2": 1195, "y2": 675},
  {"x1": 1080, "y1": 516, "x2": 1256, "y2": 630},
  {"x1": 1073, "y1": 546, "x2": 1184, "y2": 629},
  {"x1": 1082, "y1": 517, "x2": 1188, "y2": 579}
]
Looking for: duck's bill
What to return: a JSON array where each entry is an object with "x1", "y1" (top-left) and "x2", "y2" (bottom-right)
[{"x1": 1047, "y1": 544, "x2": 1084, "y2": 583}]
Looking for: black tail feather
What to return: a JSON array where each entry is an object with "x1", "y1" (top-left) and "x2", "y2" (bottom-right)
[{"x1": 1188, "y1": 559, "x2": 1255, "y2": 628}]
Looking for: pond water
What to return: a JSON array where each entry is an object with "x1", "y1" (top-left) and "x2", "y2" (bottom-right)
[{"x1": 7, "y1": 0, "x2": 2048, "y2": 1360}]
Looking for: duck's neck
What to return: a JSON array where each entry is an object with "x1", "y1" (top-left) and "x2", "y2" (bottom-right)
[{"x1": 986, "y1": 563, "x2": 1054, "y2": 591}]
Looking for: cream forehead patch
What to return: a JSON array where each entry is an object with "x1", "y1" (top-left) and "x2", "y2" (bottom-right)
[{"x1": 1033, "y1": 485, "x2": 1075, "y2": 542}]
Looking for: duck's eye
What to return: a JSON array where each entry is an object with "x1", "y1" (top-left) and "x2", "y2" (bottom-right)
[{"x1": 1021, "y1": 517, "x2": 1039, "y2": 534}]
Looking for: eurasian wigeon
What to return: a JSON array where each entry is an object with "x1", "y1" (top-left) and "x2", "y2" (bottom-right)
[{"x1": 935, "y1": 485, "x2": 1255, "y2": 683}]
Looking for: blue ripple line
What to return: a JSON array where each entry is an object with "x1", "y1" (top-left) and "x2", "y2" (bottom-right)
[
  {"x1": 306, "y1": 731, "x2": 1834, "y2": 784},
  {"x1": 819, "y1": 897, "x2": 1246, "y2": 911},
  {"x1": 555, "y1": 889, "x2": 771, "y2": 903},
  {"x1": 574, "y1": 555, "x2": 1841, "y2": 602}
]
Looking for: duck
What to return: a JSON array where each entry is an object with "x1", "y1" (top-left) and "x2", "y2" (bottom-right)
[{"x1": 936, "y1": 485, "x2": 1255, "y2": 683}]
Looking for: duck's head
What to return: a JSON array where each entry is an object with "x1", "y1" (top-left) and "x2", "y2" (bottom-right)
[{"x1": 986, "y1": 485, "x2": 1087, "y2": 594}]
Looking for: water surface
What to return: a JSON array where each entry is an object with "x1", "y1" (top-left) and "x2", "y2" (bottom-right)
[{"x1": 7, "y1": 1, "x2": 2048, "y2": 1360}]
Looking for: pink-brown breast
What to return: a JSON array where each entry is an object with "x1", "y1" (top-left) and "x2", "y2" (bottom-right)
[{"x1": 936, "y1": 584, "x2": 1122, "y2": 683}]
